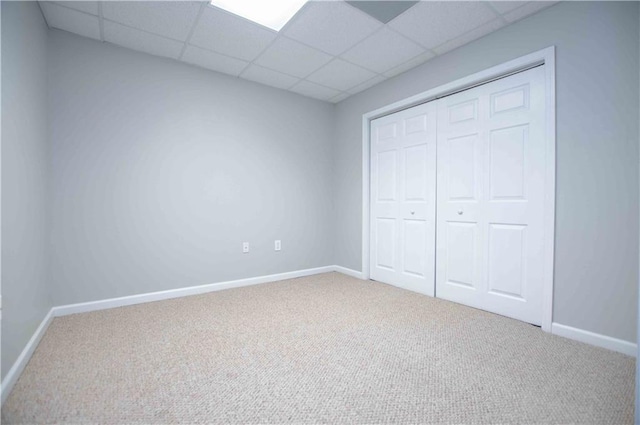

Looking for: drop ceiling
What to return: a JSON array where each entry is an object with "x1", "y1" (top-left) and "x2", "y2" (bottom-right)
[{"x1": 39, "y1": 1, "x2": 557, "y2": 103}]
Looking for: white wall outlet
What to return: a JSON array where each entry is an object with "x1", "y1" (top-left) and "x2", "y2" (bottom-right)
[
  {"x1": 242, "y1": 242, "x2": 249, "y2": 253},
  {"x1": 275, "y1": 240, "x2": 281, "y2": 251}
]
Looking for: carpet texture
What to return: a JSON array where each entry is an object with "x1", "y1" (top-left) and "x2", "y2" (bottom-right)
[{"x1": 2, "y1": 272, "x2": 635, "y2": 424}]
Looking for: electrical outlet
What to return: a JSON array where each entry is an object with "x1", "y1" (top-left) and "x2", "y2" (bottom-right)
[
  {"x1": 275, "y1": 240, "x2": 281, "y2": 251},
  {"x1": 242, "y1": 242, "x2": 249, "y2": 253}
]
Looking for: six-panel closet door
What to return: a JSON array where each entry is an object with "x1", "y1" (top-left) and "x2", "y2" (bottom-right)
[
  {"x1": 369, "y1": 65, "x2": 547, "y2": 326},
  {"x1": 370, "y1": 102, "x2": 437, "y2": 296},
  {"x1": 435, "y1": 66, "x2": 546, "y2": 325}
]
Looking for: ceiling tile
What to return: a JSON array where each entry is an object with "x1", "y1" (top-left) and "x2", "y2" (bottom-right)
[
  {"x1": 283, "y1": 1, "x2": 382, "y2": 55},
  {"x1": 182, "y1": 46, "x2": 249, "y2": 76},
  {"x1": 104, "y1": 21, "x2": 184, "y2": 60},
  {"x1": 102, "y1": 1, "x2": 202, "y2": 42},
  {"x1": 307, "y1": 59, "x2": 377, "y2": 92},
  {"x1": 255, "y1": 37, "x2": 332, "y2": 79},
  {"x1": 241, "y1": 65, "x2": 300, "y2": 90},
  {"x1": 383, "y1": 51, "x2": 435, "y2": 78},
  {"x1": 389, "y1": 2, "x2": 498, "y2": 49},
  {"x1": 329, "y1": 92, "x2": 351, "y2": 104},
  {"x1": 54, "y1": 1, "x2": 98, "y2": 16},
  {"x1": 433, "y1": 19, "x2": 505, "y2": 56},
  {"x1": 503, "y1": 1, "x2": 557, "y2": 23},
  {"x1": 347, "y1": 75, "x2": 386, "y2": 95},
  {"x1": 190, "y1": 6, "x2": 277, "y2": 61},
  {"x1": 341, "y1": 28, "x2": 425, "y2": 74},
  {"x1": 289, "y1": 81, "x2": 341, "y2": 101},
  {"x1": 489, "y1": 1, "x2": 529, "y2": 15},
  {"x1": 41, "y1": 2, "x2": 101, "y2": 40}
]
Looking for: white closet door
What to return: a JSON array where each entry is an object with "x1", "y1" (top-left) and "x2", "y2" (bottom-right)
[
  {"x1": 436, "y1": 66, "x2": 546, "y2": 325},
  {"x1": 370, "y1": 101, "x2": 437, "y2": 296}
]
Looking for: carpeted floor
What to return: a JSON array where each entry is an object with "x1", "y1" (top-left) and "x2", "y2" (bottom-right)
[{"x1": 2, "y1": 272, "x2": 635, "y2": 424}]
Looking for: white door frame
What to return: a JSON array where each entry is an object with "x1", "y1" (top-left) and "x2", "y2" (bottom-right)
[{"x1": 361, "y1": 46, "x2": 556, "y2": 332}]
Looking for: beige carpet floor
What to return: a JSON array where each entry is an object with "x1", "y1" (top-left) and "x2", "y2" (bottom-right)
[{"x1": 2, "y1": 272, "x2": 635, "y2": 424}]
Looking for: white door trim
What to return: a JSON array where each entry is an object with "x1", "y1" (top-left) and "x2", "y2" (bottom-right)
[{"x1": 362, "y1": 46, "x2": 556, "y2": 332}]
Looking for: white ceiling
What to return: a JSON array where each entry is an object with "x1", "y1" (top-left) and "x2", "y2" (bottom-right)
[{"x1": 39, "y1": 1, "x2": 557, "y2": 103}]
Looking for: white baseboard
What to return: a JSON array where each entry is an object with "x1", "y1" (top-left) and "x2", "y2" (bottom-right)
[
  {"x1": 53, "y1": 266, "x2": 335, "y2": 317},
  {"x1": 333, "y1": 265, "x2": 364, "y2": 279},
  {"x1": 1, "y1": 309, "x2": 55, "y2": 405},
  {"x1": 551, "y1": 323, "x2": 637, "y2": 357}
]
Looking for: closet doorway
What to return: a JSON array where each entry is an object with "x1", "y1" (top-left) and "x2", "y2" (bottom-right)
[{"x1": 366, "y1": 49, "x2": 555, "y2": 328}]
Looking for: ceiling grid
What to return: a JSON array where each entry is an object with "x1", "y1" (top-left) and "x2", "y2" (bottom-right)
[{"x1": 41, "y1": 0, "x2": 557, "y2": 103}]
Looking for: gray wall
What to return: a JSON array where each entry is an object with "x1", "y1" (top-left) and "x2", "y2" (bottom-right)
[
  {"x1": 1, "y1": 2, "x2": 52, "y2": 379},
  {"x1": 334, "y1": 1, "x2": 640, "y2": 343},
  {"x1": 636, "y1": 5, "x2": 639, "y2": 424},
  {"x1": 48, "y1": 31, "x2": 334, "y2": 306}
]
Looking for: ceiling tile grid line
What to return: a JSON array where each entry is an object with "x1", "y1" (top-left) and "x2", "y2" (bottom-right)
[
  {"x1": 281, "y1": 0, "x2": 383, "y2": 56},
  {"x1": 46, "y1": 1, "x2": 272, "y2": 79},
  {"x1": 233, "y1": 0, "x2": 387, "y2": 91},
  {"x1": 233, "y1": 5, "x2": 329, "y2": 91},
  {"x1": 41, "y1": 2, "x2": 102, "y2": 41},
  {"x1": 383, "y1": 51, "x2": 435, "y2": 78},
  {"x1": 231, "y1": 30, "x2": 390, "y2": 95},
  {"x1": 118, "y1": 20, "x2": 357, "y2": 97},
  {"x1": 50, "y1": 1, "x2": 196, "y2": 46},
  {"x1": 170, "y1": 41, "x2": 252, "y2": 73},
  {"x1": 347, "y1": 74, "x2": 386, "y2": 95},
  {"x1": 191, "y1": 5, "x2": 277, "y2": 64},
  {"x1": 177, "y1": 2, "x2": 208, "y2": 60},
  {"x1": 276, "y1": 0, "x2": 315, "y2": 36},
  {"x1": 239, "y1": 35, "x2": 299, "y2": 87},
  {"x1": 330, "y1": 23, "x2": 437, "y2": 81},
  {"x1": 338, "y1": 26, "x2": 427, "y2": 75},
  {"x1": 197, "y1": 1, "x2": 279, "y2": 39},
  {"x1": 432, "y1": 18, "x2": 505, "y2": 56},
  {"x1": 293, "y1": 72, "x2": 352, "y2": 98},
  {"x1": 38, "y1": 1, "x2": 558, "y2": 104},
  {"x1": 298, "y1": 56, "x2": 386, "y2": 92},
  {"x1": 101, "y1": 1, "x2": 203, "y2": 42},
  {"x1": 36, "y1": 2, "x2": 50, "y2": 29},
  {"x1": 104, "y1": 20, "x2": 185, "y2": 60},
  {"x1": 182, "y1": 45, "x2": 249, "y2": 76},
  {"x1": 295, "y1": 77, "x2": 352, "y2": 98},
  {"x1": 304, "y1": 57, "x2": 379, "y2": 92},
  {"x1": 55, "y1": 1, "x2": 534, "y2": 54},
  {"x1": 54, "y1": 1, "x2": 98, "y2": 15},
  {"x1": 503, "y1": 2, "x2": 557, "y2": 23},
  {"x1": 289, "y1": 80, "x2": 344, "y2": 101},
  {"x1": 329, "y1": 92, "x2": 351, "y2": 103},
  {"x1": 489, "y1": 1, "x2": 529, "y2": 15},
  {"x1": 203, "y1": 0, "x2": 312, "y2": 75},
  {"x1": 251, "y1": 33, "x2": 387, "y2": 82},
  {"x1": 385, "y1": 25, "x2": 439, "y2": 57},
  {"x1": 97, "y1": 1, "x2": 104, "y2": 41},
  {"x1": 99, "y1": 16, "x2": 197, "y2": 62},
  {"x1": 485, "y1": 2, "x2": 510, "y2": 25},
  {"x1": 254, "y1": 37, "x2": 332, "y2": 78},
  {"x1": 100, "y1": 17, "x2": 186, "y2": 44},
  {"x1": 241, "y1": 64, "x2": 301, "y2": 90},
  {"x1": 388, "y1": 1, "x2": 501, "y2": 50}
]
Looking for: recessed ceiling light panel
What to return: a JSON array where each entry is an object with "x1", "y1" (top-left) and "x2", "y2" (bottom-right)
[{"x1": 209, "y1": 0, "x2": 308, "y2": 31}]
